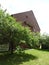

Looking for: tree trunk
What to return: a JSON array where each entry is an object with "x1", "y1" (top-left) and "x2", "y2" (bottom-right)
[
  {"x1": 10, "y1": 42, "x2": 13, "y2": 54},
  {"x1": 11, "y1": 43, "x2": 13, "y2": 54}
]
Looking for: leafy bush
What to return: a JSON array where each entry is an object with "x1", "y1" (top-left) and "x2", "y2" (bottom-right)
[
  {"x1": 0, "y1": 9, "x2": 33, "y2": 53},
  {"x1": 39, "y1": 34, "x2": 49, "y2": 49},
  {"x1": 2, "y1": 8, "x2": 49, "y2": 52},
  {"x1": 31, "y1": 32, "x2": 40, "y2": 49}
]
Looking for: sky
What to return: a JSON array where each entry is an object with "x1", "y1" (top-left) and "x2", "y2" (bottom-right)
[{"x1": 0, "y1": 0, "x2": 49, "y2": 34}]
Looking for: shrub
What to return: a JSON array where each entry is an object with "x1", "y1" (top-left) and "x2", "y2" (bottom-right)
[
  {"x1": 0, "y1": 9, "x2": 33, "y2": 53},
  {"x1": 30, "y1": 32, "x2": 40, "y2": 49},
  {"x1": 39, "y1": 34, "x2": 49, "y2": 49}
]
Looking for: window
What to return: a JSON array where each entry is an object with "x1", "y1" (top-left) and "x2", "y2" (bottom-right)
[{"x1": 26, "y1": 15, "x2": 28, "y2": 18}]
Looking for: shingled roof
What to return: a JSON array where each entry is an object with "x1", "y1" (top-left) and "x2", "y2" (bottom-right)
[{"x1": 11, "y1": 10, "x2": 40, "y2": 32}]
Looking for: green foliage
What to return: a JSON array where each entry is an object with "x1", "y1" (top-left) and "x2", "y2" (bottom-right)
[
  {"x1": 0, "y1": 9, "x2": 16, "y2": 44},
  {"x1": 39, "y1": 34, "x2": 49, "y2": 49},
  {"x1": 2, "y1": 8, "x2": 49, "y2": 51},
  {"x1": 0, "y1": 9, "x2": 33, "y2": 52},
  {"x1": 31, "y1": 32, "x2": 40, "y2": 48}
]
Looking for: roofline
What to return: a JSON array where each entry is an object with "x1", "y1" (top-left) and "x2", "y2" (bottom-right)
[
  {"x1": 11, "y1": 10, "x2": 40, "y2": 32},
  {"x1": 11, "y1": 10, "x2": 33, "y2": 16}
]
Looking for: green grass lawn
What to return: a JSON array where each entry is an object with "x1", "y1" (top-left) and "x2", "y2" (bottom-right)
[{"x1": 0, "y1": 49, "x2": 49, "y2": 65}]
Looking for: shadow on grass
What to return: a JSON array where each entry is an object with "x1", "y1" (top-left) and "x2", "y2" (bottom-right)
[
  {"x1": 37, "y1": 48, "x2": 49, "y2": 52},
  {"x1": 0, "y1": 52, "x2": 37, "y2": 65}
]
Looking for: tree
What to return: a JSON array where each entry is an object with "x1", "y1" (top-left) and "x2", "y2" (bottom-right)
[
  {"x1": 0, "y1": 9, "x2": 18, "y2": 53},
  {"x1": 0, "y1": 9, "x2": 33, "y2": 54},
  {"x1": 39, "y1": 34, "x2": 49, "y2": 49}
]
